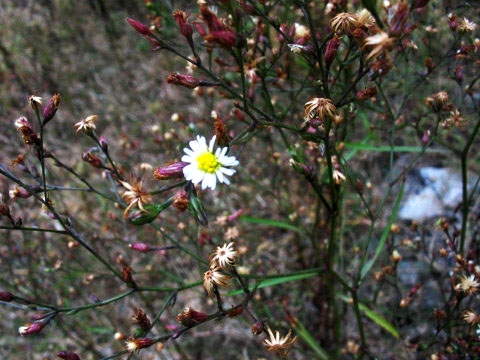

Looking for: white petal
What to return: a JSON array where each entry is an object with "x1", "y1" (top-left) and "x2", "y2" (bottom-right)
[{"x1": 208, "y1": 135, "x2": 217, "y2": 151}]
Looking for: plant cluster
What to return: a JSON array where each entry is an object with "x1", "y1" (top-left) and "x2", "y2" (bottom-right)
[{"x1": 0, "y1": 0, "x2": 479, "y2": 359}]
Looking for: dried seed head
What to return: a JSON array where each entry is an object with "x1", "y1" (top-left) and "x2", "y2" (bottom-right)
[
  {"x1": 132, "y1": 308, "x2": 151, "y2": 330},
  {"x1": 329, "y1": 12, "x2": 359, "y2": 35},
  {"x1": 303, "y1": 97, "x2": 339, "y2": 122}
]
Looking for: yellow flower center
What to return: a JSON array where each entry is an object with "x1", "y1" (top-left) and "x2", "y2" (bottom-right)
[{"x1": 197, "y1": 152, "x2": 220, "y2": 173}]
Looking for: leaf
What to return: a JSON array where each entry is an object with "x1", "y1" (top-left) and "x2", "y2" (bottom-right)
[
  {"x1": 359, "y1": 180, "x2": 405, "y2": 280},
  {"x1": 338, "y1": 294, "x2": 400, "y2": 338},
  {"x1": 227, "y1": 268, "x2": 319, "y2": 296},
  {"x1": 291, "y1": 317, "x2": 330, "y2": 359},
  {"x1": 239, "y1": 216, "x2": 304, "y2": 234}
]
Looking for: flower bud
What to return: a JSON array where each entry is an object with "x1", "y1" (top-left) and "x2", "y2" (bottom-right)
[
  {"x1": 122, "y1": 266, "x2": 135, "y2": 287},
  {"x1": 129, "y1": 242, "x2": 153, "y2": 253},
  {"x1": 172, "y1": 10, "x2": 193, "y2": 43},
  {"x1": 324, "y1": 35, "x2": 340, "y2": 68},
  {"x1": 125, "y1": 337, "x2": 154, "y2": 352},
  {"x1": 82, "y1": 151, "x2": 104, "y2": 168},
  {"x1": 18, "y1": 322, "x2": 44, "y2": 336},
  {"x1": 188, "y1": 192, "x2": 208, "y2": 226},
  {"x1": 99, "y1": 136, "x2": 109, "y2": 152},
  {"x1": 56, "y1": 351, "x2": 81, "y2": 360},
  {"x1": 356, "y1": 87, "x2": 377, "y2": 101},
  {"x1": 167, "y1": 72, "x2": 201, "y2": 89},
  {"x1": 126, "y1": 17, "x2": 153, "y2": 36},
  {"x1": 153, "y1": 161, "x2": 187, "y2": 180},
  {"x1": 15, "y1": 117, "x2": 40, "y2": 146},
  {"x1": 42, "y1": 93, "x2": 61, "y2": 126},
  {"x1": 0, "y1": 291, "x2": 14, "y2": 302},
  {"x1": 176, "y1": 307, "x2": 209, "y2": 327},
  {"x1": 251, "y1": 321, "x2": 265, "y2": 335}
]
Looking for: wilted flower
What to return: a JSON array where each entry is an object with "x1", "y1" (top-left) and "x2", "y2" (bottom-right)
[
  {"x1": 463, "y1": 310, "x2": 480, "y2": 325},
  {"x1": 363, "y1": 32, "x2": 395, "y2": 60},
  {"x1": 74, "y1": 115, "x2": 97, "y2": 134},
  {"x1": 15, "y1": 117, "x2": 40, "y2": 146},
  {"x1": 263, "y1": 326, "x2": 297, "y2": 357},
  {"x1": 172, "y1": 190, "x2": 190, "y2": 212},
  {"x1": 426, "y1": 91, "x2": 450, "y2": 112},
  {"x1": 181, "y1": 135, "x2": 239, "y2": 190},
  {"x1": 203, "y1": 265, "x2": 231, "y2": 298},
  {"x1": 442, "y1": 109, "x2": 466, "y2": 128},
  {"x1": 356, "y1": 9, "x2": 376, "y2": 29},
  {"x1": 120, "y1": 177, "x2": 152, "y2": 217},
  {"x1": 132, "y1": 308, "x2": 151, "y2": 331},
  {"x1": 332, "y1": 169, "x2": 346, "y2": 185},
  {"x1": 210, "y1": 242, "x2": 238, "y2": 268},
  {"x1": 303, "y1": 97, "x2": 339, "y2": 122},
  {"x1": 329, "y1": 12, "x2": 358, "y2": 35},
  {"x1": 455, "y1": 274, "x2": 480, "y2": 295},
  {"x1": 458, "y1": 17, "x2": 477, "y2": 33},
  {"x1": 29, "y1": 95, "x2": 42, "y2": 109}
]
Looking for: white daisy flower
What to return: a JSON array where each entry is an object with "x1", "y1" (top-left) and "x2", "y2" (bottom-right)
[{"x1": 181, "y1": 135, "x2": 239, "y2": 190}]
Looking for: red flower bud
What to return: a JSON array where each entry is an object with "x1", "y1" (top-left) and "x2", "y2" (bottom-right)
[
  {"x1": 324, "y1": 35, "x2": 340, "y2": 68},
  {"x1": 126, "y1": 18, "x2": 153, "y2": 36},
  {"x1": 129, "y1": 242, "x2": 154, "y2": 253},
  {"x1": 56, "y1": 351, "x2": 81, "y2": 360},
  {"x1": 0, "y1": 291, "x2": 14, "y2": 302},
  {"x1": 82, "y1": 151, "x2": 103, "y2": 168},
  {"x1": 42, "y1": 93, "x2": 61, "y2": 126},
  {"x1": 172, "y1": 10, "x2": 193, "y2": 40},
  {"x1": 176, "y1": 307, "x2": 209, "y2": 327},
  {"x1": 18, "y1": 322, "x2": 44, "y2": 336},
  {"x1": 167, "y1": 73, "x2": 201, "y2": 89},
  {"x1": 356, "y1": 87, "x2": 377, "y2": 101},
  {"x1": 153, "y1": 161, "x2": 187, "y2": 180}
]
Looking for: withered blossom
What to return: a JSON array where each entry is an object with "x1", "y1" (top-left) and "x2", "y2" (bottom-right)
[
  {"x1": 120, "y1": 177, "x2": 152, "y2": 217},
  {"x1": 455, "y1": 274, "x2": 480, "y2": 295},
  {"x1": 363, "y1": 32, "x2": 395, "y2": 60},
  {"x1": 210, "y1": 242, "x2": 238, "y2": 268},
  {"x1": 329, "y1": 12, "x2": 359, "y2": 35},
  {"x1": 263, "y1": 326, "x2": 297, "y2": 357},
  {"x1": 74, "y1": 115, "x2": 97, "y2": 133},
  {"x1": 303, "y1": 97, "x2": 339, "y2": 122},
  {"x1": 203, "y1": 265, "x2": 231, "y2": 298}
]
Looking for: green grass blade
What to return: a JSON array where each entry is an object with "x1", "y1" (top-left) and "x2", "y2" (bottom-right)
[
  {"x1": 291, "y1": 317, "x2": 330, "y2": 359},
  {"x1": 239, "y1": 216, "x2": 304, "y2": 234},
  {"x1": 339, "y1": 295, "x2": 399, "y2": 338},
  {"x1": 360, "y1": 180, "x2": 405, "y2": 281},
  {"x1": 227, "y1": 268, "x2": 319, "y2": 296}
]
